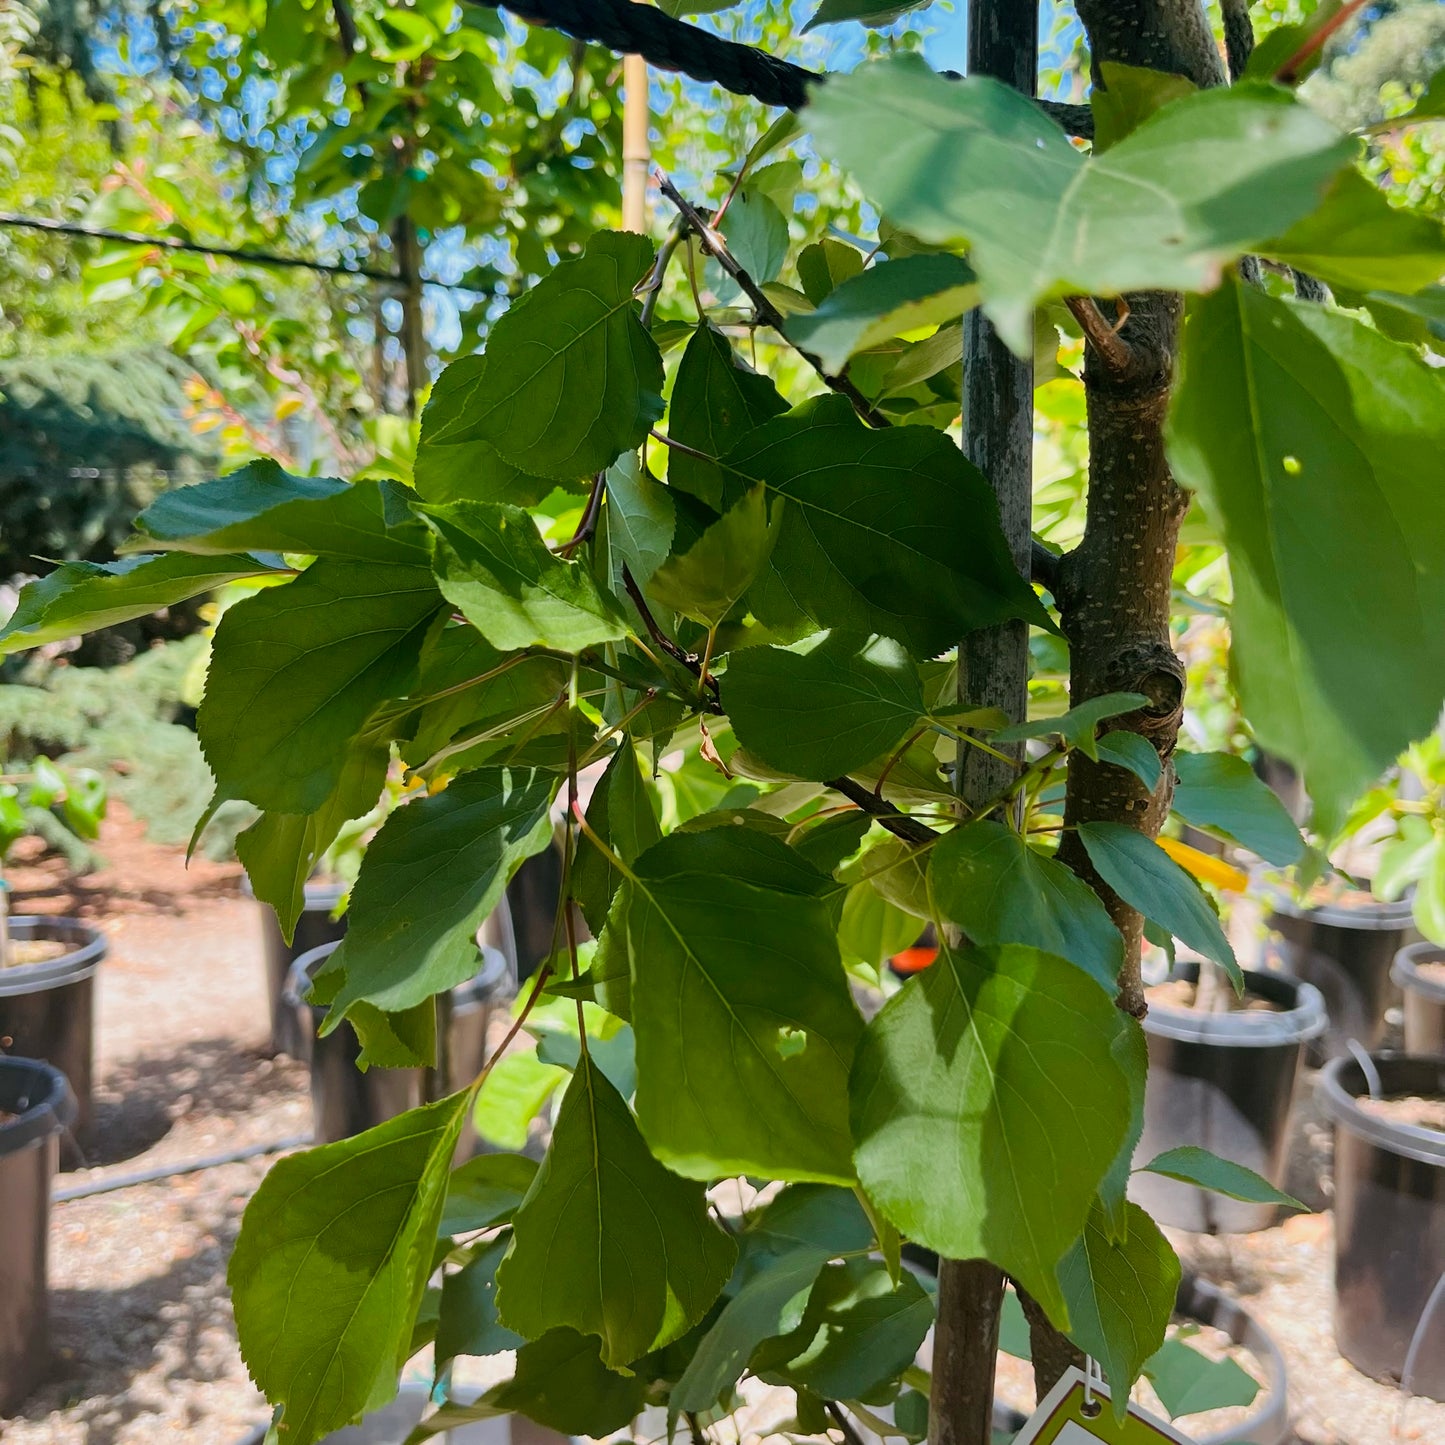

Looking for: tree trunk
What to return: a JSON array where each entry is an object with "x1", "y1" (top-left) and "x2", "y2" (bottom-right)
[
  {"x1": 929, "y1": 5, "x2": 1036, "y2": 1445},
  {"x1": 1029, "y1": 0, "x2": 1232, "y2": 1400}
]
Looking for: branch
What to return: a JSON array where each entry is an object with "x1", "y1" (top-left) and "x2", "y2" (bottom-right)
[
  {"x1": 656, "y1": 172, "x2": 891, "y2": 430},
  {"x1": 1220, "y1": 0, "x2": 1254, "y2": 82},
  {"x1": 468, "y1": 0, "x2": 1094, "y2": 137},
  {"x1": 1065, "y1": 295, "x2": 1134, "y2": 378},
  {"x1": 1031, "y1": 540, "x2": 1062, "y2": 593},
  {"x1": 1276, "y1": 0, "x2": 1370, "y2": 84},
  {"x1": 826, "y1": 776, "x2": 939, "y2": 845}
]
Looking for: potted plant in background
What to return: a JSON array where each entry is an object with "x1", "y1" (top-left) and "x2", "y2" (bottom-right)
[
  {"x1": 1262, "y1": 736, "x2": 1442, "y2": 1057},
  {"x1": 0, "y1": 1055, "x2": 76, "y2": 1412},
  {"x1": 1111, "y1": 748, "x2": 1331, "y2": 1234},
  {"x1": 0, "y1": 758, "x2": 108, "y2": 1145}
]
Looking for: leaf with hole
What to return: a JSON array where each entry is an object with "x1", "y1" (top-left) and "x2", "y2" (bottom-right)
[
  {"x1": 1167, "y1": 283, "x2": 1445, "y2": 833},
  {"x1": 625, "y1": 827, "x2": 863, "y2": 1183}
]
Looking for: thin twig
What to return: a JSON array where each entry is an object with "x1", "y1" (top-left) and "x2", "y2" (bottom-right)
[
  {"x1": 619, "y1": 563, "x2": 723, "y2": 710},
  {"x1": 655, "y1": 171, "x2": 891, "y2": 429},
  {"x1": 650, "y1": 427, "x2": 714, "y2": 462},
  {"x1": 1276, "y1": 0, "x2": 1370, "y2": 83},
  {"x1": 639, "y1": 216, "x2": 686, "y2": 330},
  {"x1": 825, "y1": 1403, "x2": 867, "y2": 1445},
  {"x1": 827, "y1": 775, "x2": 938, "y2": 844},
  {"x1": 557, "y1": 470, "x2": 607, "y2": 558},
  {"x1": 1066, "y1": 296, "x2": 1134, "y2": 376}
]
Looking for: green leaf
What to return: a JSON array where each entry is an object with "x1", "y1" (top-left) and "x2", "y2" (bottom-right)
[
  {"x1": 1397, "y1": 66, "x2": 1445, "y2": 124},
  {"x1": 1171, "y1": 752, "x2": 1305, "y2": 866},
  {"x1": 0, "y1": 552, "x2": 282, "y2": 656},
  {"x1": 572, "y1": 740, "x2": 661, "y2": 935},
  {"x1": 1139, "y1": 1146, "x2": 1303, "y2": 1208},
  {"x1": 1262, "y1": 168, "x2": 1445, "y2": 295},
  {"x1": 197, "y1": 561, "x2": 442, "y2": 812},
  {"x1": 414, "y1": 358, "x2": 564, "y2": 508},
  {"x1": 803, "y1": 0, "x2": 931, "y2": 29},
  {"x1": 745, "y1": 1183, "x2": 876, "y2": 1262},
  {"x1": 1349, "y1": 284, "x2": 1445, "y2": 345},
  {"x1": 1095, "y1": 732, "x2": 1163, "y2": 790},
  {"x1": 1417, "y1": 837, "x2": 1445, "y2": 945},
  {"x1": 671, "y1": 1247, "x2": 832, "y2": 1416},
  {"x1": 806, "y1": 58, "x2": 1352, "y2": 352},
  {"x1": 411, "y1": 1326, "x2": 652, "y2": 1439},
  {"x1": 319, "y1": 768, "x2": 556, "y2": 1025},
  {"x1": 464, "y1": 231, "x2": 664, "y2": 480},
  {"x1": 1058, "y1": 1201, "x2": 1180, "y2": 1414},
  {"x1": 1077, "y1": 822, "x2": 1239, "y2": 983},
  {"x1": 496, "y1": 1052, "x2": 736, "y2": 1367},
  {"x1": 1090, "y1": 62, "x2": 1196, "y2": 152},
  {"x1": 720, "y1": 188, "x2": 789, "y2": 284},
  {"x1": 626, "y1": 827, "x2": 863, "y2": 1183},
  {"x1": 1097, "y1": 1019, "x2": 1149, "y2": 1244},
  {"x1": 785, "y1": 255, "x2": 979, "y2": 373},
  {"x1": 423, "y1": 500, "x2": 629, "y2": 652},
  {"x1": 851, "y1": 943, "x2": 1134, "y2": 1322},
  {"x1": 929, "y1": 822, "x2": 1123, "y2": 992},
  {"x1": 724, "y1": 632, "x2": 924, "y2": 781},
  {"x1": 994, "y1": 692, "x2": 1149, "y2": 760},
  {"x1": 798, "y1": 238, "x2": 866, "y2": 305},
  {"x1": 436, "y1": 1237, "x2": 524, "y2": 1368},
  {"x1": 755, "y1": 1258, "x2": 933, "y2": 1401},
  {"x1": 667, "y1": 324, "x2": 786, "y2": 511},
  {"x1": 130, "y1": 461, "x2": 428, "y2": 563},
  {"x1": 605, "y1": 452, "x2": 675, "y2": 586},
  {"x1": 647, "y1": 483, "x2": 780, "y2": 628},
  {"x1": 1166, "y1": 283, "x2": 1445, "y2": 833},
  {"x1": 1143, "y1": 1337, "x2": 1261, "y2": 1420},
  {"x1": 440, "y1": 1152, "x2": 539, "y2": 1235},
  {"x1": 722, "y1": 395, "x2": 1049, "y2": 656},
  {"x1": 473, "y1": 1052, "x2": 568, "y2": 1150},
  {"x1": 228, "y1": 1094, "x2": 468, "y2": 1445},
  {"x1": 235, "y1": 736, "x2": 390, "y2": 939}
]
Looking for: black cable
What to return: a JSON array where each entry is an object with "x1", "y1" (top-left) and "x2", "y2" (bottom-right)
[
  {"x1": 52, "y1": 1132, "x2": 312, "y2": 1202},
  {"x1": 0, "y1": 212, "x2": 479, "y2": 291}
]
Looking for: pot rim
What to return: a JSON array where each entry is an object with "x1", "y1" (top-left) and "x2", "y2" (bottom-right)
[
  {"x1": 0, "y1": 915, "x2": 107, "y2": 997},
  {"x1": 1319, "y1": 1051, "x2": 1445, "y2": 1167},
  {"x1": 284, "y1": 939, "x2": 512, "y2": 1013},
  {"x1": 1143, "y1": 963, "x2": 1328, "y2": 1047},
  {"x1": 1393, "y1": 942, "x2": 1445, "y2": 1004},
  {"x1": 0, "y1": 1056, "x2": 77, "y2": 1154},
  {"x1": 1262, "y1": 881, "x2": 1415, "y2": 931},
  {"x1": 241, "y1": 874, "x2": 348, "y2": 910}
]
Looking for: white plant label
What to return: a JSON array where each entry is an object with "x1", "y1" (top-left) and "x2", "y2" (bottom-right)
[{"x1": 1012, "y1": 1367, "x2": 1196, "y2": 1445}]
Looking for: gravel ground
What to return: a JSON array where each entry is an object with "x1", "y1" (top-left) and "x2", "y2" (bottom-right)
[{"x1": 2, "y1": 809, "x2": 1443, "y2": 1444}]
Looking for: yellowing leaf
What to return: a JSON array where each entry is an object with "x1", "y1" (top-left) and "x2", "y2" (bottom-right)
[{"x1": 1155, "y1": 836, "x2": 1248, "y2": 892}]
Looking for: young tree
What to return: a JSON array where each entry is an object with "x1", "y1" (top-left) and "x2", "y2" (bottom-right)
[{"x1": 5, "y1": 2, "x2": 1444, "y2": 1444}]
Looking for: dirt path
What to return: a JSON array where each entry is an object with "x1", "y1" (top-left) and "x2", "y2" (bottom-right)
[{"x1": 2, "y1": 809, "x2": 1443, "y2": 1443}]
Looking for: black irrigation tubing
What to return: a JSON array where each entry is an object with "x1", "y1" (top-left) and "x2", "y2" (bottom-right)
[
  {"x1": 0, "y1": 212, "x2": 479, "y2": 291},
  {"x1": 52, "y1": 1132, "x2": 313, "y2": 1202}
]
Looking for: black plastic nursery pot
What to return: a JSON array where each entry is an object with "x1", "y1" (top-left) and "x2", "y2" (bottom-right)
[
  {"x1": 1320, "y1": 1052, "x2": 1445, "y2": 1401},
  {"x1": 0, "y1": 1057, "x2": 76, "y2": 1414},
  {"x1": 0, "y1": 916, "x2": 105, "y2": 1141},
  {"x1": 1393, "y1": 943, "x2": 1445, "y2": 1056},
  {"x1": 1133, "y1": 963, "x2": 1326, "y2": 1233},
  {"x1": 286, "y1": 940, "x2": 515, "y2": 1147},
  {"x1": 251, "y1": 876, "x2": 348, "y2": 1058},
  {"x1": 1265, "y1": 890, "x2": 1415, "y2": 1060}
]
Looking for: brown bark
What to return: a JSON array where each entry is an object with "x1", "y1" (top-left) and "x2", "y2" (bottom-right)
[{"x1": 1028, "y1": 0, "x2": 1227, "y2": 1401}]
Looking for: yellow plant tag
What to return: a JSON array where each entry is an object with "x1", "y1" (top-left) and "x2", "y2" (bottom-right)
[
  {"x1": 1014, "y1": 1368, "x2": 1195, "y2": 1445},
  {"x1": 1155, "y1": 835, "x2": 1248, "y2": 893}
]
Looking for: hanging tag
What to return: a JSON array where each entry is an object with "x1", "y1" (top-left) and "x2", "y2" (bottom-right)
[{"x1": 1013, "y1": 1366, "x2": 1195, "y2": 1445}]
